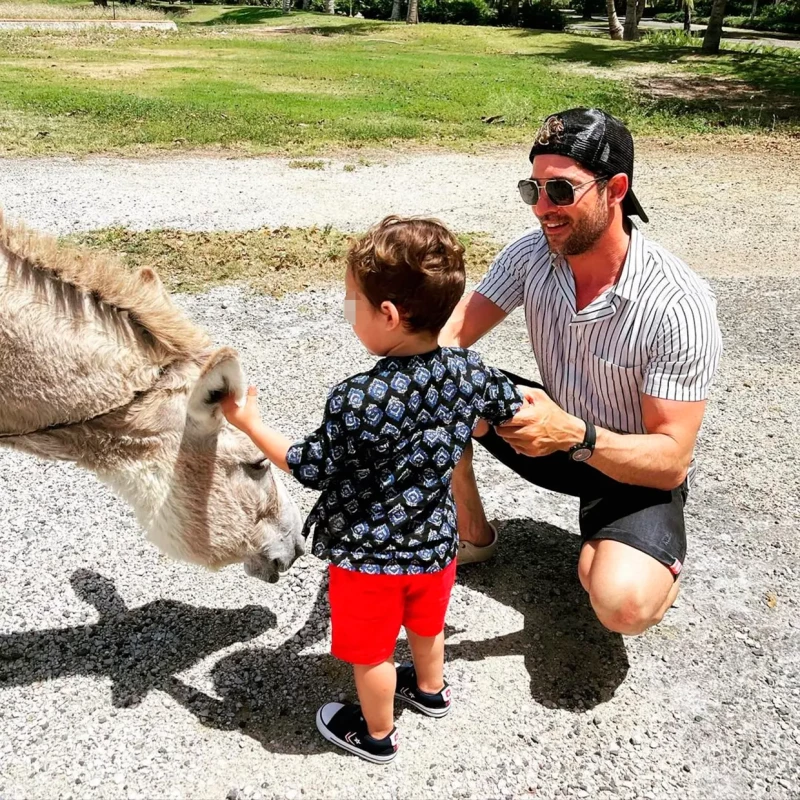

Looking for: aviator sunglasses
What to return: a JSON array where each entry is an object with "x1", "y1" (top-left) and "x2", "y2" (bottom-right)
[{"x1": 517, "y1": 176, "x2": 605, "y2": 207}]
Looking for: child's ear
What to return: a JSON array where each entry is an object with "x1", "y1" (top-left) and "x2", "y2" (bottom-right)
[{"x1": 380, "y1": 300, "x2": 402, "y2": 331}]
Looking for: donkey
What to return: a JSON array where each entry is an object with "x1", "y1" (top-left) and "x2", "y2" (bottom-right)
[{"x1": 0, "y1": 212, "x2": 304, "y2": 582}]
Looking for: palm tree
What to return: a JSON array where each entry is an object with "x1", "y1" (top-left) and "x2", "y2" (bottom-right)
[
  {"x1": 407, "y1": 0, "x2": 419, "y2": 23},
  {"x1": 326, "y1": 0, "x2": 335, "y2": 13},
  {"x1": 391, "y1": 0, "x2": 402, "y2": 19},
  {"x1": 623, "y1": 0, "x2": 639, "y2": 38},
  {"x1": 682, "y1": 0, "x2": 695, "y2": 32},
  {"x1": 702, "y1": 0, "x2": 727, "y2": 51},
  {"x1": 606, "y1": 0, "x2": 624, "y2": 38}
]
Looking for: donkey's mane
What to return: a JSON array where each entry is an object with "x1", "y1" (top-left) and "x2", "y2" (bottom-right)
[{"x1": 0, "y1": 211, "x2": 209, "y2": 357}]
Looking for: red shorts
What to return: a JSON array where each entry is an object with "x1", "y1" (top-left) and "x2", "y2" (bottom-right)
[{"x1": 328, "y1": 560, "x2": 457, "y2": 665}]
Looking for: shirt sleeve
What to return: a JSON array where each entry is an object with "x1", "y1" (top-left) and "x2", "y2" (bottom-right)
[
  {"x1": 643, "y1": 292, "x2": 723, "y2": 402},
  {"x1": 286, "y1": 383, "x2": 354, "y2": 490},
  {"x1": 474, "y1": 236, "x2": 530, "y2": 314},
  {"x1": 480, "y1": 366, "x2": 524, "y2": 426}
]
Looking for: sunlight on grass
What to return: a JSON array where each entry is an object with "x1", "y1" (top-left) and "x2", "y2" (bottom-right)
[{"x1": 0, "y1": 16, "x2": 796, "y2": 156}]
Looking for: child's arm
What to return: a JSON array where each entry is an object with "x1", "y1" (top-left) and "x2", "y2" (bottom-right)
[{"x1": 221, "y1": 387, "x2": 292, "y2": 473}]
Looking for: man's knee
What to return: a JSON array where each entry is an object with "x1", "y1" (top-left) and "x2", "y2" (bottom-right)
[
  {"x1": 588, "y1": 578, "x2": 670, "y2": 636},
  {"x1": 580, "y1": 539, "x2": 677, "y2": 635}
]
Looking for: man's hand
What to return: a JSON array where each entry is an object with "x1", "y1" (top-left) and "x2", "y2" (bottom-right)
[
  {"x1": 497, "y1": 388, "x2": 584, "y2": 457},
  {"x1": 220, "y1": 385, "x2": 263, "y2": 435}
]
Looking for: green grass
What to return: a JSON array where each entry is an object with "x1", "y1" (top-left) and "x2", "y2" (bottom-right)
[{"x1": 0, "y1": 13, "x2": 798, "y2": 156}]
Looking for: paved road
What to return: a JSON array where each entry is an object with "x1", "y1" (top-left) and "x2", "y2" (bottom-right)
[{"x1": 569, "y1": 15, "x2": 800, "y2": 49}]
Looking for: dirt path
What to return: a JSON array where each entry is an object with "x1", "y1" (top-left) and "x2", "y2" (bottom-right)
[{"x1": 2, "y1": 137, "x2": 798, "y2": 278}]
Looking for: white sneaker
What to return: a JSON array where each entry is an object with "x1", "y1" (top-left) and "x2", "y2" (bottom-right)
[{"x1": 457, "y1": 521, "x2": 499, "y2": 565}]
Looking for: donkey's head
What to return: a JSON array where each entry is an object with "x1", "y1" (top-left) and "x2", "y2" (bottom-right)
[
  {"x1": 94, "y1": 346, "x2": 306, "y2": 584},
  {"x1": 0, "y1": 214, "x2": 304, "y2": 582},
  {"x1": 169, "y1": 347, "x2": 305, "y2": 581}
]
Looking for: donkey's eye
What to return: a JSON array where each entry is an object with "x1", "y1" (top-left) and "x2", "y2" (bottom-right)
[{"x1": 245, "y1": 458, "x2": 270, "y2": 474}]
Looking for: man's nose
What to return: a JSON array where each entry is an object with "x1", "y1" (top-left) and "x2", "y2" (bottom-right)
[{"x1": 533, "y1": 188, "x2": 556, "y2": 215}]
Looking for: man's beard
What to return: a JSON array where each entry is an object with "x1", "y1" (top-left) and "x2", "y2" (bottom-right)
[{"x1": 543, "y1": 197, "x2": 609, "y2": 256}]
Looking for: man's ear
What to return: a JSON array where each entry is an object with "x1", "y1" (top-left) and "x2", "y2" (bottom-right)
[
  {"x1": 380, "y1": 300, "x2": 403, "y2": 331},
  {"x1": 187, "y1": 347, "x2": 246, "y2": 432},
  {"x1": 606, "y1": 173, "x2": 630, "y2": 210}
]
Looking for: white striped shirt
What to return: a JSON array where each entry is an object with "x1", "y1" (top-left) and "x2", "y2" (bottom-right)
[{"x1": 476, "y1": 225, "x2": 722, "y2": 435}]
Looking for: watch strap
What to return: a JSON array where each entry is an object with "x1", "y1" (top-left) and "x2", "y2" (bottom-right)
[{"x1": 568, "y1": 419, "x2": 596, "y2": 461}]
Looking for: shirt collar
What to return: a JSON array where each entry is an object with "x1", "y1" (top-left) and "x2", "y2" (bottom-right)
[{"x1": 611, "y1": 222, "x2": 646, "y2": 303}]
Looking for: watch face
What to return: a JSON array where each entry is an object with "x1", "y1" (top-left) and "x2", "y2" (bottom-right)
[{"x1": 571, "y1": 447, "x2": 592, "y2": 462}]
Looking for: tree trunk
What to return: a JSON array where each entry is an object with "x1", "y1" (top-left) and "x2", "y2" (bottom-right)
[
  {"x1": 750, "y1": 0, "x2": 758, "y2": 16},
  {"x1": 635, "y1": 0, "x2": 645, "y2": 24},
  {"x1": 507, "y1": 0, "x2": 520, "y2": 24},
  {"x1": 302, "y1": 0, "x2": 311, "y2": 9},
  {"x1": 406, "y1": 0, "x2": 419, "y2": 23},
  {"x1": 325, "y1": 0, "x2": 335, "y2": 13},
  {"x1": 582, "y1": 0, "x2": 594, "y2": 20},
  {"x1": 623, "y1": 0, "x2": 639, "y2": 38},
  {"x1": 606, "y1": 0, "x2": 624, "y2": 37},
  {"x1": 683, "y1": 2, "x2": 691, "y2": 30},
  {"x1": 282, "y1": 0, "x2": 291, "y2": 13},
  {"x1": 702, "y1": 0, "x2": 726, "y2": 51},
  {"x1": 391, "y1": 0, "x2": 402, "y2": 19}
]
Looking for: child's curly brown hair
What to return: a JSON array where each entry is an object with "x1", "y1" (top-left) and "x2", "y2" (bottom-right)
[{"x1": 347, "y1": 215, "x2": 466, "y2": 335}]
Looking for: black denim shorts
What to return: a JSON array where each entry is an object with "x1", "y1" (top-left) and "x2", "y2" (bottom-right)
[{"x1": 476, "y1": 372, "x2": 688, "y2": 578}]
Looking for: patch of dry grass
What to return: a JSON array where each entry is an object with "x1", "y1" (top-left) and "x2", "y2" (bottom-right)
[
  {"x1": 0, "y1": 3, "x2": 167, "y2": 20},
  {"x1": 67, "y1": 226, "x2": 500, "y2": 296}
]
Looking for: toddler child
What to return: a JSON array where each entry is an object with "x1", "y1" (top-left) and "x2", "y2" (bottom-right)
[{"x1": 222, "y1": 215, "x2": 522, "y2": 763}]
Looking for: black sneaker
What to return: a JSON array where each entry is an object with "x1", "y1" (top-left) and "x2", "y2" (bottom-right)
[
  {"x1": 394, "y1": 663, "x2": 452, "y2": 718},
  {"x1": 316, "y1": 702, "x2": 398, "y2": 764}
]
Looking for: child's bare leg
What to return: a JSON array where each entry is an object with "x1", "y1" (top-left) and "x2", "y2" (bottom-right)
[
  {"x1": 353, "y1": 659, "x2": 396, "y2": 739},
  {"x1": 406, "y1": 629, "x2": 445, "y2": 694}
]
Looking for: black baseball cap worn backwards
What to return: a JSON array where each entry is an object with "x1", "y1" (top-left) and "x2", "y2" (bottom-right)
[{"x1": 528, "y1": 107, "x2": 648, "y2": 223}]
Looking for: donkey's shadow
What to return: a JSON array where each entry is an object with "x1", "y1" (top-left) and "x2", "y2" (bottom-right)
[{"x1": 0, "y1": 569, "x2": 276, "y2": 709}]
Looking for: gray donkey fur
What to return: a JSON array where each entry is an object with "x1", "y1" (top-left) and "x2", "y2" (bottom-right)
[{"x1": 0, "y1": 212, "x2": 304, "y2": 582}]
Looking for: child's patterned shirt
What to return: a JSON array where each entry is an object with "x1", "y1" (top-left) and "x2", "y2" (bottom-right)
[{"x1": 286, "y1": 347, "x2": 523, "y2": 575}]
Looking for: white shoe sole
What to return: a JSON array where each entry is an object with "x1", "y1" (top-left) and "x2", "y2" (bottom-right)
[
  {"x1": 315, "y1": 707, "x2": 397, "y2": 764},
  {"x1": 394, "y1": 691, "x2": 451, "y2": 718}
]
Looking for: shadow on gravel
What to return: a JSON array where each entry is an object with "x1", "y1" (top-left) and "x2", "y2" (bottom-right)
[
  {"x1": 162, "y1": 520, "x2": 628, "y2": 755},
  {"x1": 446, "y1": 519, "x2": 629, "y2": 711},
  {"x1": 0, "y1": 570, "x2": 276, "y2": 708},
  {"x1": 0, "y1": 530, "x2": 627, "y2": 755},
  {"x1": 162, "y1": 572, "x2": 346, "y2": 756}
]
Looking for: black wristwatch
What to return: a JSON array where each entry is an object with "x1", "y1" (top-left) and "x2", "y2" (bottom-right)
[{"x1": 568, "y1": 419, "x2": 596, "y2": 462}]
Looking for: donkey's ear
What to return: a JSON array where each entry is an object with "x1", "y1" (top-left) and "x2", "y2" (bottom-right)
[{"x1": 188, "y1": 347, "x2": 246, "y2": 431}]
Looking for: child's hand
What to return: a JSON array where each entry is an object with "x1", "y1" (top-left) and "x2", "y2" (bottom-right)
[{"x1": 221, "y1": 386, "x2": 262, "y2": 434}]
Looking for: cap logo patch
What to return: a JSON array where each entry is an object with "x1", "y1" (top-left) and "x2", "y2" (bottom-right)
[{"x1": 534, "y1": 116, "x2": 564, "y2": 147}]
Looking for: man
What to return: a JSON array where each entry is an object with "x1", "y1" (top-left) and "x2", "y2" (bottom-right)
[{"x1": 441, "y1": 108, "x2": 722, "y2": 636}]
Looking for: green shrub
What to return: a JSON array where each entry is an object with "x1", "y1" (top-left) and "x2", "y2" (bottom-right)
[
  {"x1": 418, "y1": 0, "x2": 492, "y2": 24},
  {"x1": 518, "y1": 1, "x2": 565, "y2": 30},
  {"x1": 356, "y1": 0, "x2": 395, "y2": 16}
]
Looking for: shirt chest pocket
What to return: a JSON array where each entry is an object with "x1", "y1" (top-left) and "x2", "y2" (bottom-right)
[{"x1": 585, "y1": 352, "x2": 644, "y2": 423}]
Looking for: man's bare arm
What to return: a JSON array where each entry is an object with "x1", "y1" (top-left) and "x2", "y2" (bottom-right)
[
  {"x1": 584, "y1": 395, "x2": 705, "y2": 489},
  {"x1": 498, "y1": 390, "x2": 706, "y2": 490},
  {"x1": 439, "y1": 291, "x2": 508, "y2": 348}
]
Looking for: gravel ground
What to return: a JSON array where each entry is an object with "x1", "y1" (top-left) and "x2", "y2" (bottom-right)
[
  {"x1": 1, "y1": 148, "x2": 799, "y2": 800},
  {"x1": 1, "y1": 139, "x2": 798, "y2": 277}
]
